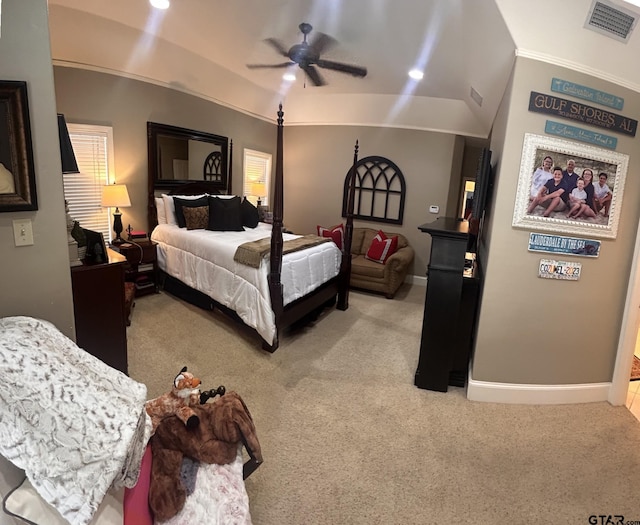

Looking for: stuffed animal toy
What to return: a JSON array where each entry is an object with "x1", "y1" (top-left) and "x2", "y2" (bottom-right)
[
  {"x1": 145, "y1": 366, "x2": 203, "y2": 433},
  {"x1": 148, "y1": 391, "x2": 263, "y2": 522}
]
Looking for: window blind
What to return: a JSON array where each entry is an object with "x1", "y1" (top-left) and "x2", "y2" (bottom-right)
[
  {"x1": 63, "y1": 124, "x2": 115, "y2": 242},
  {"x1": 243, "y1": 149, "x2": 271, "y2": 206}
]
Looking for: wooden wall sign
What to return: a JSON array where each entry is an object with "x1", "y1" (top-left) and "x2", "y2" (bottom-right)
[
  {"x1": 529, "y1": 91, "x2": 637, "y2": 137},
  {"x1": 544, "y1": 120, "x2": 617, "y2": 150},
  {"x1": 551, "y1": 78, "x2": 624, "y2": 110}
]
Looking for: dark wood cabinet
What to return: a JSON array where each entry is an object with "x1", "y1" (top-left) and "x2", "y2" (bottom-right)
[
  {"x1": 71, "y1": 248, "x2": 128, "y2": 374},
  {"x1": 415, "y1": 218, "x2": 481, "y2": 392}
]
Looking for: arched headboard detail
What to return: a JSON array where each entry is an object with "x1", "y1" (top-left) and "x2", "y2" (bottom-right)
[
  {"x1": 341, "y1": 155, "x2": 406, "y2": 225},
  {"x1": 203, "y1": 151, "x2": 222, "y2": 182}
]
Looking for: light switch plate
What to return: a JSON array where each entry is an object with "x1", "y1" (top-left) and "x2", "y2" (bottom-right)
[{"x1": 13, "y1": 219, "x2": 34, "y2": 246}]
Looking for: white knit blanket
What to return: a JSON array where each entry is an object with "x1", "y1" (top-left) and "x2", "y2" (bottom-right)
[{"x1": 0, "y1": 316, "x2": 152, "y2": 525}]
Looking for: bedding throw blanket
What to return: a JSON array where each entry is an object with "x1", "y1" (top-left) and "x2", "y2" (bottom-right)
[
  {"x1": 0, "y1": 316, "x2": 152, "y2": 525},
  {"x1": 234, "y1": 234, "x2": 331, "y2": 268}
]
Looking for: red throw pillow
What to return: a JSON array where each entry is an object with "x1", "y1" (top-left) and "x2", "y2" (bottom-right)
[
  {"x1": 365, "y1": 230, "x2": 398, "y2": 264},
  {"x1": 317, "y1": 223, "x2": 344, "y2": 250}
]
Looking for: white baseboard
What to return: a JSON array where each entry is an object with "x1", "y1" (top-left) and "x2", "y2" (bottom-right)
[
  {"x1": 409, "y1": 274, "x2": 427, "y2": 286},
  {"x1": 467, "y1": 376, "x2": 611, "y2": 404}
]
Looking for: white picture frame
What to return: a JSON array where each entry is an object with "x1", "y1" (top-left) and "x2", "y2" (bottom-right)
[{"x1": 512, "y1": 133, "x2": 628, "y2": 239}]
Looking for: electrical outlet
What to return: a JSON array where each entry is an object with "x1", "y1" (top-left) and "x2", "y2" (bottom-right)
[
  {"x1": 13, "y1": 219, "x2": 34, "y2": 246},
  {"x1": 429, "y1": 205, "x2": 439, "y2": 214}
]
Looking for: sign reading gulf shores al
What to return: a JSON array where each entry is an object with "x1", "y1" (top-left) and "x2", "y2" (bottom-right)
[
  {"x1": 551, "y1": 78, "x2": 624, "y2": 110},
  {"x1": 528, "y1": 91, "x2": 637, "y2": 137}
]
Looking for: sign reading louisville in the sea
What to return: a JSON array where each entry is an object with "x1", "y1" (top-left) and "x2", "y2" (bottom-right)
[{"x1": 529, "y1": 91, "x2": 637, "y2": 137}]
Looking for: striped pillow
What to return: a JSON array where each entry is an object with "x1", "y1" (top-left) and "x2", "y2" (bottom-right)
[{"x1": 365, "y1": 230, "x2": 398, "y2": 264}]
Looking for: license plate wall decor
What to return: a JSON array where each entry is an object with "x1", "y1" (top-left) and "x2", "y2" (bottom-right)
[{"x1": 538, "y1": 259, "x2": 582, "y2": 281}]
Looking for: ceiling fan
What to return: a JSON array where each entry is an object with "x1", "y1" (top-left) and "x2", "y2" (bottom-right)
[{"x1": 246, "y1": 22, "x2": 367, "y2": 86}]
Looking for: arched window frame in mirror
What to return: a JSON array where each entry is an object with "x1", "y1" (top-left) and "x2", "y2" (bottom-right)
[
  {"x1": 147, "y1": 121, "x2": 230, "y2": 193},
  {"x1": 341, "y1": 155, "x2": 406, "y2": 225}
]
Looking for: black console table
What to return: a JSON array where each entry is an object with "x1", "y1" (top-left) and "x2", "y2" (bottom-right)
[{"x1": 415, "y1": 218, "x2": 481, "y2": 392}]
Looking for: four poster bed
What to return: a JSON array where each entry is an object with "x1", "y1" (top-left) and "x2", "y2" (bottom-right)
[{"x1": 148, "y1": 105, "x2": 357, "y2": 352}]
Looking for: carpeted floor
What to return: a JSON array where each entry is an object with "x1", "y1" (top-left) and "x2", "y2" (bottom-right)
[
  {"x1": 631, "y1": 356, "x2": 640, "y2": 381},
  {"x1": 127, "y1": 285, "x2": 640, "y2": 525}
]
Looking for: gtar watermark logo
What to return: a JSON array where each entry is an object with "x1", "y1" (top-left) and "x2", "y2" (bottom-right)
[{"x1": 588, "y1": 515, "x2": 640, "y2": 525}]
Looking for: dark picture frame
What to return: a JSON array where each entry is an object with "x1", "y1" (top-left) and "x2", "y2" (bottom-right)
[
  {"x1": 512, "y1": 134, "x2": 628, "y2": 239},
  {"x1": 0, "y1": 81, "x2": 37, "y2": 212}
]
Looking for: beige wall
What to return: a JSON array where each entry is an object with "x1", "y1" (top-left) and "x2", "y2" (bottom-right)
[
  {"x1": 0, "y1": 0, "x2": 74, "y2": 518},
  {"x1": 283, "y1": 126, "x2": 458, "y2": 275},
  {"x1": 54, "y1": 67, "x2": 461, "y2": 276},
  {"x1": 473, "y1": 57, "x2": 640, "y2": 385},
  {"x1": 0, "y1": 0, "x2": 75, "y2": 337},
  {"x1": 53, "y1": 67, "x2": 277, "y2": 235}
]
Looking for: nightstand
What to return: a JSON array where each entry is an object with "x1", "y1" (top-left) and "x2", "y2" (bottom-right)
[
  {"x1": 110, "y1": 240, "x2": 158, "y2": 296},
  {"x1": 71, "y1": 248, "x2": 128, "y2": 374}
]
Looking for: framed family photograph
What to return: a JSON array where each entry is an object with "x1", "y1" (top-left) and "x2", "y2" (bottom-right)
[
  {"x1": 512, "y1": 133, "x2": 628, "y2": 239},
  {"x1": 0, "y1": 80, "x2": 37, "y2": 212}
]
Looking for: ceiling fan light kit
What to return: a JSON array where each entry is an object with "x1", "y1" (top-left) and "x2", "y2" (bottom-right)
[
  {"x1": 247, "y1": 22, "x2": 367, "y2": 86},
  {"x1": 149, "y1": 0, "x2": 170, "y2": 10}
]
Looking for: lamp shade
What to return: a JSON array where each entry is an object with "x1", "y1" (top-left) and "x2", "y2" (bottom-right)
[
  {"x1": 250, "y1": 181, "x2": 265, "y2": 197},
  {"x1": 57, "y1": 114, "x2": 79, "y2": 174},
  {"x1": 101, "y1": 184, "x2": 131, "y2": 208}
]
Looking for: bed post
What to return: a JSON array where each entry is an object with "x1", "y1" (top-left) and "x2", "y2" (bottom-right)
[
  {"x1": 337, "y1": 140, "x2": 358, "y2": 311},
  {"x1": 266, "y1": 104, "x2": 285, "y2": 352},
  {"x1": 227, "y1": 139, "x2": 233, "y2": 195}
]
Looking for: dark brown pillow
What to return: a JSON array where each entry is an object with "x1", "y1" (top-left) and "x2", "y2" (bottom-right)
[
  {"x1": 207, "y1": 196, "x2": 244, "y2": 231},
  {"x1": 182, "y1": 206, "x2": 209, "y2": 230},
  {"x1": 241, "y1": 198, "x2": 259, "y2": 228},
  {"x1": 173, "y1": 196, "x2": 209, "y2": 228}
]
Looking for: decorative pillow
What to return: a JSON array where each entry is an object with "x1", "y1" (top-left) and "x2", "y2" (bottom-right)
[
  {"x1": 162, "y1": 194, "x2": 206, "y2": 226},
  {"x1": 365, "y1": 230, "x2": 399, "y2": 264},
  {"x1": 241, "y1": 198, "x2": 259, "y2": 228},
  {"x1": 317, "y1": 224, "x2": 344, "y2": 250},
  {"x1": 154, "y1": 197, "x2": 167, "y2": 225},
  {"x1": 207, "y1": 196, "x2": 244, "y2": 231},
  {"x1": 182, "y1": 205, "x2": 209, "y2": 230},
  {"x1": 173, "y1": 196, "x2": 209, "y2": 228}
]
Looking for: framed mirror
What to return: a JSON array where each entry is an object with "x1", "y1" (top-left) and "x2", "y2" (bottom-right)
[
  {"x1": 147, "y1": 122, "x2": 230, "y2": 192},
  {"x1": 0, "y1": 81, "x2": 37, "y2": 212}
]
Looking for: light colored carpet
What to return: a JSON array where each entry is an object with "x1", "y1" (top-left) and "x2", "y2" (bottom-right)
[{"x1": 127, "y1": 285, "x2": 640, "y2": 525}]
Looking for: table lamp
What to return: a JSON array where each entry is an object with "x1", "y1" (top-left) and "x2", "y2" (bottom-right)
[
  {"x1": 101, "y1": 183, "x2": 131, "y2": 245},
  {"x1": 250, "y1": 181, "x2": 266, "y2": 206}
]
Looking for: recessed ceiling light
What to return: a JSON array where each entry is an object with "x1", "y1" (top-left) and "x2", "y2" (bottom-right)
[
  {"x1": 408, "y1": 69, "x2": 424, "y2": 80},
  {"x1": 150, "y1": 0, "x2": 170, "y2": 9},
  {"x1": 283, "y1": 73, "x2": 296, "y2": 82}
]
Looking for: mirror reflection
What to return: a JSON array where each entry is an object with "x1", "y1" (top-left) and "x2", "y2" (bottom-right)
[{"x1": 148, "y1": 122, "x2": 229, "y2": 191}]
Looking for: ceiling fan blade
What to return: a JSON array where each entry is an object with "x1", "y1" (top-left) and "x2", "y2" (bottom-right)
[
  {"x1": 246, "y1": 62, "x2": 294, "y2": 69},
  {"x1": 302, "y1": 65, "x2": 326, "y2": 86},
  {"x1": 315, "y1": 59, "x2": 367, "y2": 78},
  {"x1": 264, "y1": 38, "x2": 290, "y2": 58},
  {"x1": 308, "y1": 32, "x2": 336, "y2": 56}
]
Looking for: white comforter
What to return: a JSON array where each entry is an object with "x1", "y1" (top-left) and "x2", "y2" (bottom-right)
[
  {"x1": 0, "y1": 316, "x2": 151, "y2": 525},
  {"x1": 151, "y1": 223, "x2": 342, "y2": 344}
]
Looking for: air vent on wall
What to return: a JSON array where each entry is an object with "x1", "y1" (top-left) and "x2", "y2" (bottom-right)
[{"x1": 585, "y1": 0, "x2": 638, "y2": 42}]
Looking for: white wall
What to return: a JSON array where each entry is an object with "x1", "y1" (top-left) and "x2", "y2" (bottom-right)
[
  {"x1": 0, "y1": 0, "x2": 75, "y2": 336},
  {"x1": 0, "y1": 1, "x2": 75, "y2": 520}
]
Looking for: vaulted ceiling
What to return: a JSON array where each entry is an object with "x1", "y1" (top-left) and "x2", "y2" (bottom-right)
[{"x1": 47, "y1": 0, "x2": 640, "y2": 138}]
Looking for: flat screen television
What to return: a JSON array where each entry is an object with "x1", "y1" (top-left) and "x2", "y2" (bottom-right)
[{"x1": 83, "y1": 228, "x2": 108, "y2": 264}]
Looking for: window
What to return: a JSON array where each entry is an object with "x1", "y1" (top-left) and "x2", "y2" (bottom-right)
[
  {"x1": 63, "y1": 124, "x2": 115, "y2": 242},
  {"x1": 243, "y1": 149, "x2": 271, "y2": 207}
]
